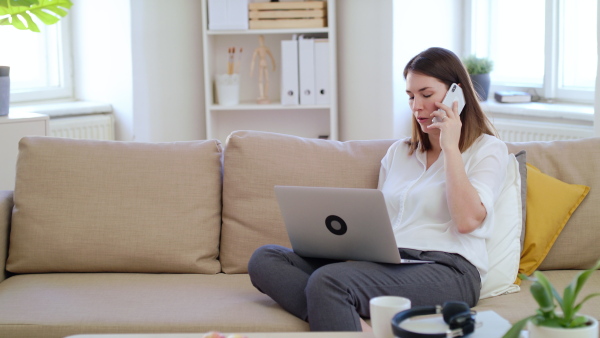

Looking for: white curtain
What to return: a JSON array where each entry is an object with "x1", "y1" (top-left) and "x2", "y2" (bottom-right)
[{"x1": 596, "y1": 2, "x2": 600, "y2": 136}]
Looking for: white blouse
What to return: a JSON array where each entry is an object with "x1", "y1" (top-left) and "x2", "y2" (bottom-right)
[{"x1": 377, "y1": 134, "x2": 508, "y2": 282}]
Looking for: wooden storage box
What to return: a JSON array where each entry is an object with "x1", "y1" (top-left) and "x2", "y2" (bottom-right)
[{"x1": 248, "y1": 1, "x2": 327, "y2": 29}]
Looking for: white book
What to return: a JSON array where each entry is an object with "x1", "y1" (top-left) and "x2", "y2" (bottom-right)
[
  {"x1": 314, "y1": 39, "x2": 330, "y2": 105},
  {"x1": 280, "y1": 39, "x2": 299, "y2": 106},
  {"x1": 298, "y1": 37, "x2": 316, "y2": 105},
  {"x1": 494, "y1": 91, "x2": 532, "y2": 103}
]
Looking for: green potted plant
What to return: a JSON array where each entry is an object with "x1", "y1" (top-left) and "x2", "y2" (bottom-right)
[
  {"x1": 463, "y1": 55, "x2": 493, "y2": 101},
  {"x1": 503, "y1": 259, "x2": 600, "y2": 338},
  {"x1": 0, "y1": 0, "x2": 72, "y2": 32}
]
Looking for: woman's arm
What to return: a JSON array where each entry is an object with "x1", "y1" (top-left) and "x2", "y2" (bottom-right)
[
  {"x1": 443, "y1": 148, "x2": 488, "y2": 233},
  {"x1": 432, "y1": 101, "x2": 506, "y2": 234}
]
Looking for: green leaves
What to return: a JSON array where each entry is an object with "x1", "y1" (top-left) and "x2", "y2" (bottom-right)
[
  {"x1": 503, "y1": 259, "x2": 600, "y2": 336},
  {"x1": 462, "y1": 55, "x2": 494, "y2": 75},
  {"x1": 502, "y1": 316, "x2": 534, "y2": 338},
  {"x1": 570, "y1": 260, "x2": 600, "y2": 317},
  {"x1": 0, "y1": 1, "x2": 41, "y2": 10},
  {"x1": 530, "y1": 281, "x2": 555, "y2": 314},
  {"x1": 0, "y1": 0, "x2": 72, "y2": 32}
]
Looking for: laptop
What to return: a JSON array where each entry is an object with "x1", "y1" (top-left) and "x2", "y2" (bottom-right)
[{"x1": 274, "y1": 186, "x2": 433, "y2": 264}]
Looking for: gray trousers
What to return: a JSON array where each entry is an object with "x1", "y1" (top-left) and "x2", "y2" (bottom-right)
[{"x1": 247, "y1": 245, "x2": 481, "y2": 332}]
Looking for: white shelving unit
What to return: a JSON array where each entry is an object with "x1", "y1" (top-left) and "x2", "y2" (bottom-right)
[{"x1": 201, "y1": 0, "x2": 338, "y2": 142}]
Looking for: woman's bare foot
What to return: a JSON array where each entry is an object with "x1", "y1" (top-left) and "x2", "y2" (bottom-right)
[{"x1": 360, "y1": 318, "x2": 372, "y2": 332}]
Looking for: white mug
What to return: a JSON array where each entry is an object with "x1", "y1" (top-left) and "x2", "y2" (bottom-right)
[{"x1": 369, "y1": 296, "x2": 411, "y2": 338}]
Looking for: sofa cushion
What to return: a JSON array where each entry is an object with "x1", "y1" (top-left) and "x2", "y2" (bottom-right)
[
  {"x1": 514, "y1": 150, "x2": 527, "y2": 250},
  {"x1": 480, "y1": 154, "x2": 522, "y2": 299},
  {"x1": 506, "y1": 137, "x2": 600, "y2": 270},
  {"x1": 0, "y1": 273, "x2": 308, "y2": 338},
  {"x1": 518, "y1": 163, "x2": 589, "y2": 278},
  {"x1": 7, "y1": 137, "x2": 223, "y2": 274},
  {"x1": 220, "y1": 131, "x2": 396, "y2": 273}
]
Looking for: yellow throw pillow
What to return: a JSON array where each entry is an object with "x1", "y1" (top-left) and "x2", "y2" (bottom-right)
[{"x1": 517, "y1": 163, "x2": 590, "y2": 282}]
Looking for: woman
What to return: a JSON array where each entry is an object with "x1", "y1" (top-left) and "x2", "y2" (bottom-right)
[{"x1": 247, "y1": 47, "x2": 508, "y2": 332}]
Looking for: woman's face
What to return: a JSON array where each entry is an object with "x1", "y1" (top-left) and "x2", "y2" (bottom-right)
[{"x1": 406, "y1": 71, "x2": 448, "y2": 133}]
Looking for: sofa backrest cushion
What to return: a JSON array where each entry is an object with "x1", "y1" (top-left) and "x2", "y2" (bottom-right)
[
  {"x1": 7, "y1": 137, "x2": 223, "y2": 274},
  {"x1": 506, "y1": 137, "x2": 600, "y2": 270},
  {"x1": 220, "y1": 130, "x2": 396, "y2": 273}
]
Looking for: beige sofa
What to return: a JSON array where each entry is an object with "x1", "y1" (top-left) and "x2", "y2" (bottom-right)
[{"x1": 0, "y1": 130, "x2": 598, "y2": 338}]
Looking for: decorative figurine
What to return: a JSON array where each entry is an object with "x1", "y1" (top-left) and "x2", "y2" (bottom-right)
[{"x1": 250, "y1": 35, "x2": 276, "y2": 104}]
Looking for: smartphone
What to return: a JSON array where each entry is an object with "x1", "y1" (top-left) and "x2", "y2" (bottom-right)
[{"x1": 433, "y1": 83, "x2": 466, "y2": 122}]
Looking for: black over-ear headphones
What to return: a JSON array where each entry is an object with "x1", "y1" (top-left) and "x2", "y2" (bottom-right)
[{"x1": 391, "y1": 301, "x2": 476, "y2": 338}]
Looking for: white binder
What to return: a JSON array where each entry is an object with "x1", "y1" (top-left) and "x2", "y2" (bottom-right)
[
  {"x1": 281, "y1": 39, "x2": 299, "y2": 106},
  {"x1": 314, "y1": 39, "x2": 330, "y2": 105},
  {"x1": 298, "y1": 37, "x2": 316, "y2": 105}
]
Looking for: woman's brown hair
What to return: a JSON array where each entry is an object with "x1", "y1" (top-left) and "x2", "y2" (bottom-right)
[{"x1": 403, "y1": 47, "x2": 497, "y2": 154}]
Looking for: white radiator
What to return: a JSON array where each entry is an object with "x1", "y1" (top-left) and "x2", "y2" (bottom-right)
[
  {"x1": 49, "y1": 114, "x2": 115, "y2": 140},
  {"x1": 492, "y1": 119, "x2": 594, "y2": 142}
]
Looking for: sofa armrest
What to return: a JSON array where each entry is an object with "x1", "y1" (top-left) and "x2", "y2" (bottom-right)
[{"x1": 0, "y1": 190, "x2": 13, "y2": 283}]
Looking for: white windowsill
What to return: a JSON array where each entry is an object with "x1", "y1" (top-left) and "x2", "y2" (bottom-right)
[
  {"x1": 481, "y1": 100, "x2": 594, "y2": 122},
  {"x1": 9, "y1": 100, "x2": 113, "y2": 118}
]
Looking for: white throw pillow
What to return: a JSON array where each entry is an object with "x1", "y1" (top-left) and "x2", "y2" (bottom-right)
[{"x1": 480, "y1": 154, "x2": 522, "y2": 299}]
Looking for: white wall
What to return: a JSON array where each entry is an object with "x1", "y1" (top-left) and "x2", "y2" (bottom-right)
[
  {"x1": 130, "y1": 0, "x2": 205, "y2": 142},
  {"x1": 71, "y1": 0, "x2": 134, "y2": 141},
  {"x1": 72, "y1": 1, "x2": 598, "y2": 142},
  {"x1": 336, "y1": 0, "x2": 462, "y2": 141},
  {"x1": 71, "y1": 0, "x2": 463, "y2": 142},
  {"x1": 596, "y1": 1, "x2": 600, "y2": 136},
  {"x1": 391, "y1": 1, "x2": 463, "y2": 139},
  {"x1": 72, "y1": 0, "x2": 205, "y2": 142},
  {"x1": 336, "y1": 1, "x2": 394, "y2": 140}
]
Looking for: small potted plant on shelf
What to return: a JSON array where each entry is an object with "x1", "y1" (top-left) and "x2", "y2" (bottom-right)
[
  {"x1": 503, "y1": 259, "x2": 600, "y2": 338},
  {"x1": 462, "y1": 55, "x2": 493, "y2": 101}
]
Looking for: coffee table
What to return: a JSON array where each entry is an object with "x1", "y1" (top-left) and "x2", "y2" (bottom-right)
[
  {"x1": 66, "y1": 310, "x2": 513, "y2": 338},
  {"x1": 67, "y1": 333, "x2": 374, "y2": 338}
]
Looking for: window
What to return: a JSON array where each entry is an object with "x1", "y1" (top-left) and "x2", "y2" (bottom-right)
[
  {"x1": 0, "y1": 16, "x2": 72, "y2": 102},
  {"x1": 468, "y1": 0, "x2": 596, "y2": 103}
]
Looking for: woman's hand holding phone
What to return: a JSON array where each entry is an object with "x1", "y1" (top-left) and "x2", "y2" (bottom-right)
[
  {"x1": 432, "y1": 83, "x2": 465, "y2": 123},
  {"x1": 429, "y1": 83, "x2": 465, "y2": 151}
]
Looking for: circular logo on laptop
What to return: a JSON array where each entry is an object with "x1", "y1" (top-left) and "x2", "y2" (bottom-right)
[{"x1": 325, "y1": 215, "x2": 347, "y2": 235}]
